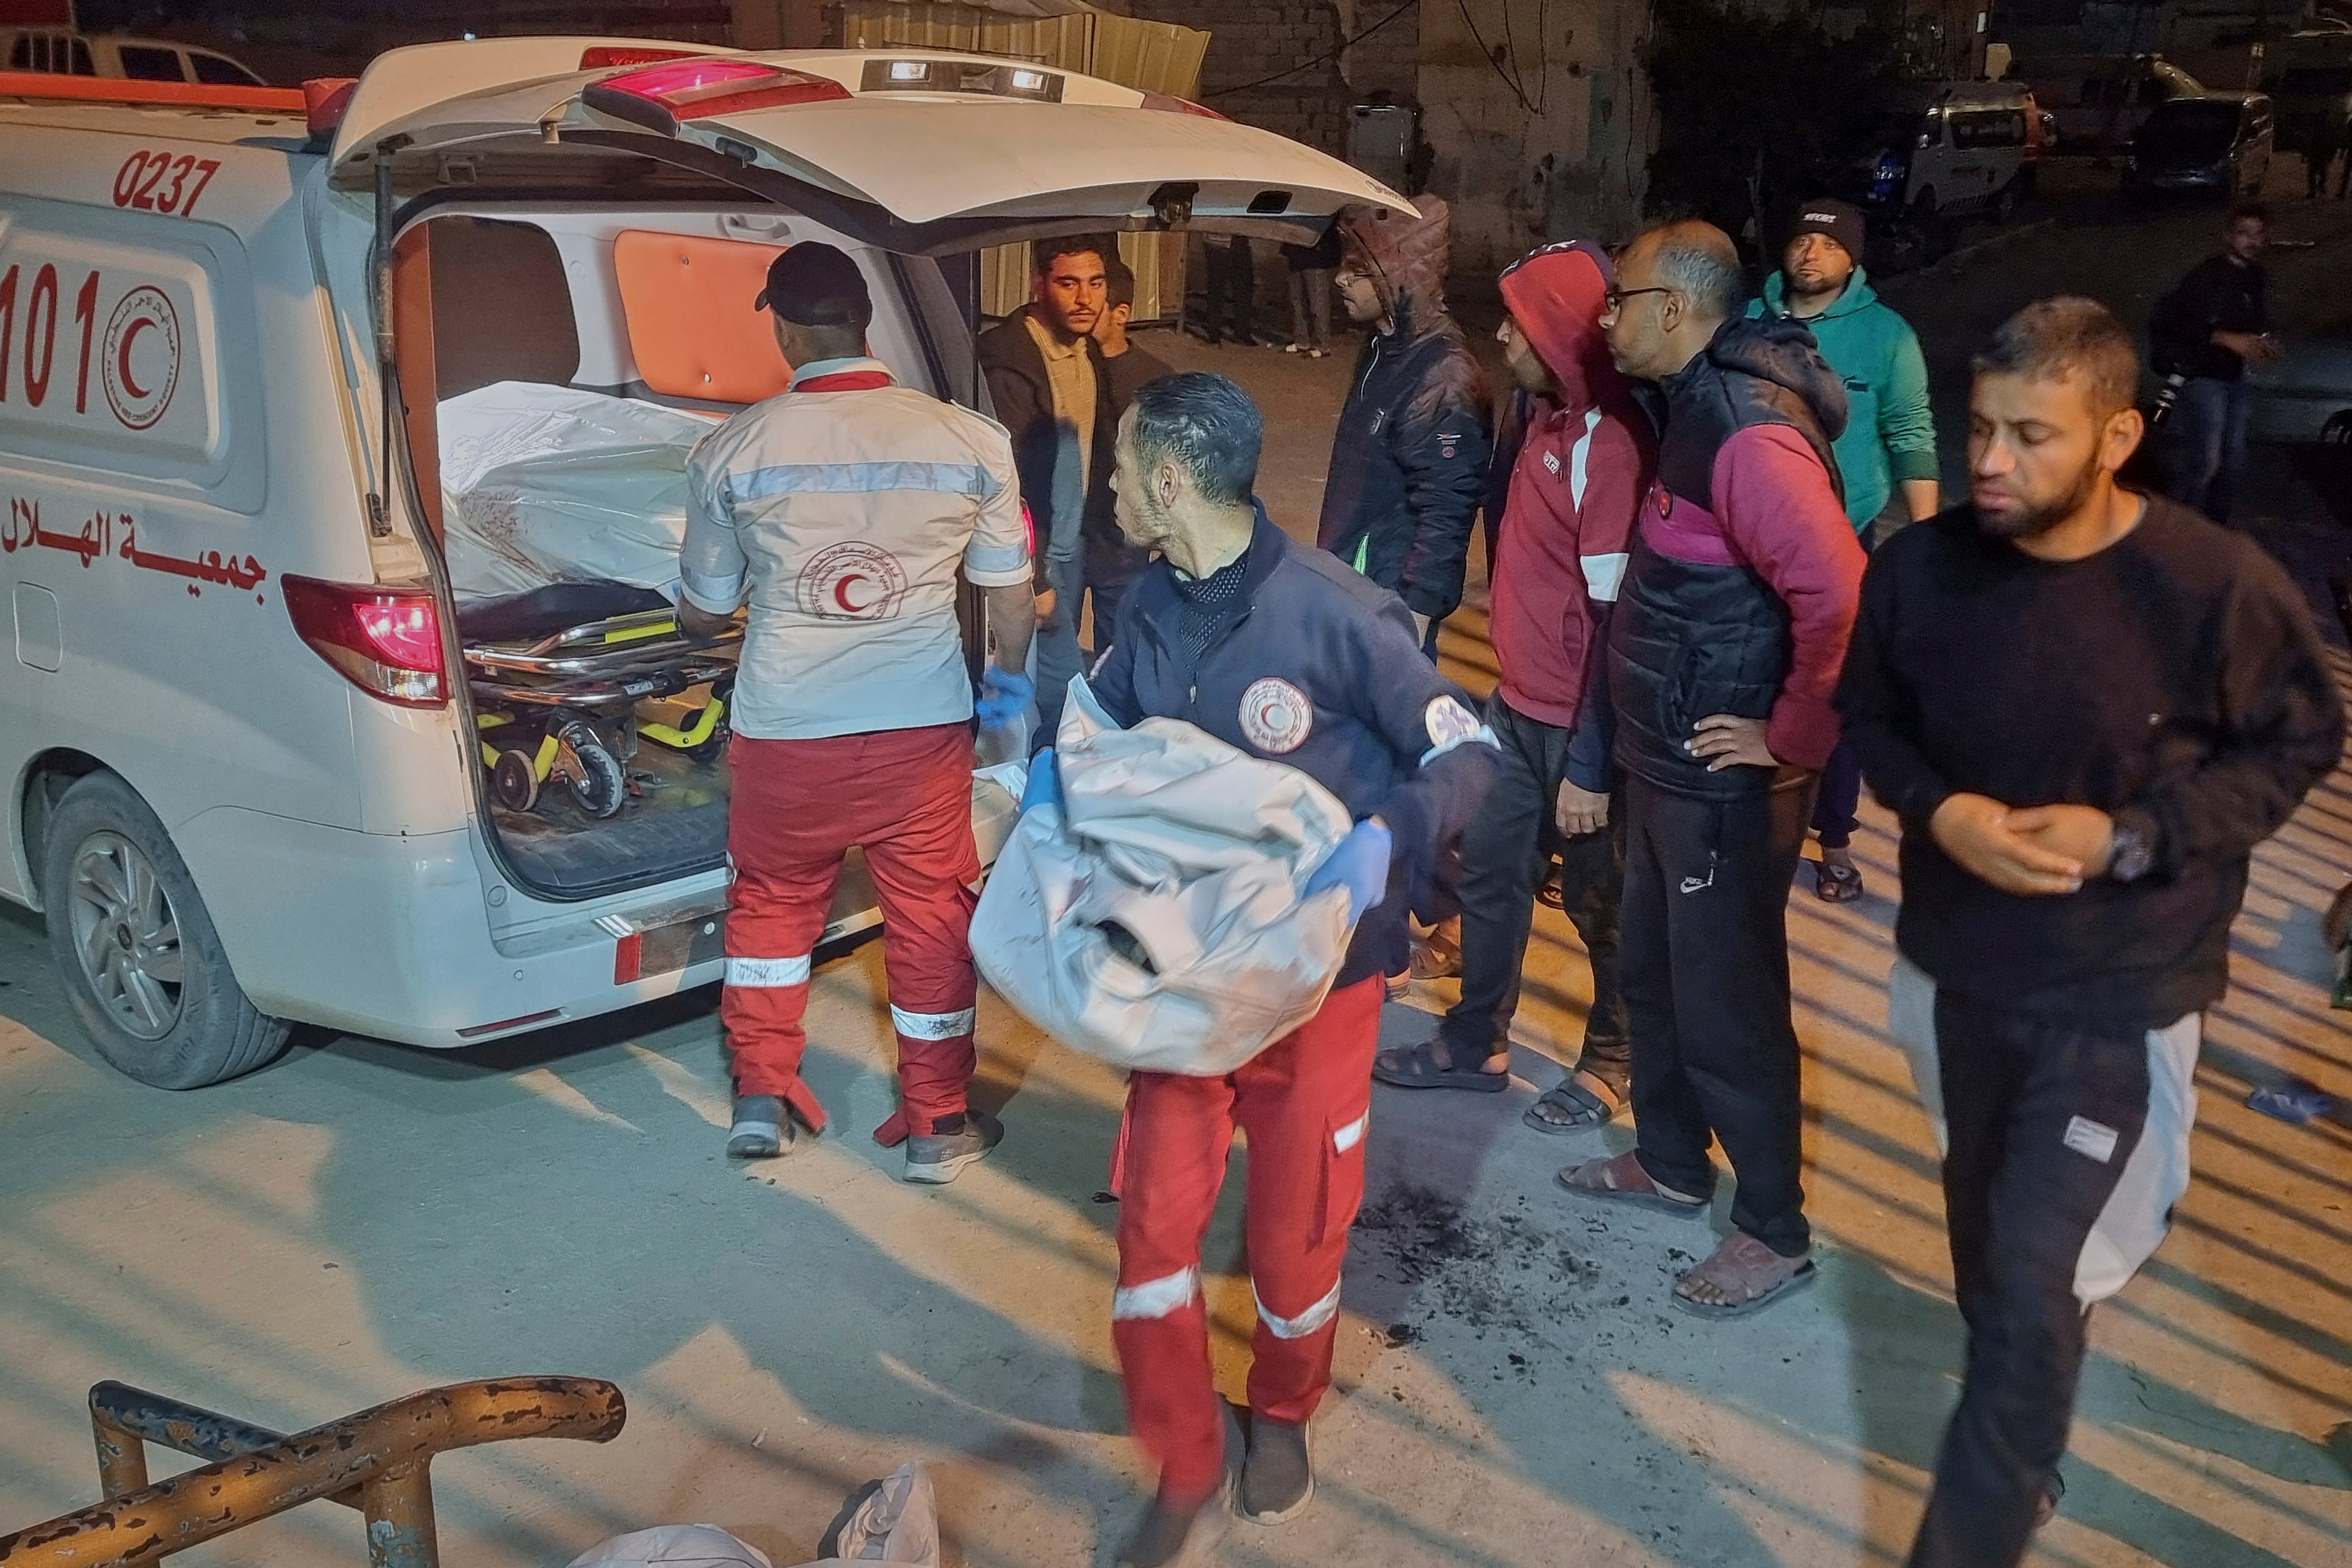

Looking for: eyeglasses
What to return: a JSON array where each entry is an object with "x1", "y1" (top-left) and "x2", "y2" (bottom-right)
[{"x1": 1603, "y1": 286, "x2": 1677, "y2": 313}]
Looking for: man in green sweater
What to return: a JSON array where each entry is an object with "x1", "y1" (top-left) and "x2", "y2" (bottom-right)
[{"x1": 1748, "y1": 198, "x2": 1940, "y2": 901}]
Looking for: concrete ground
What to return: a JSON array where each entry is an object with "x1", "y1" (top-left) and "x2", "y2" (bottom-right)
[{"x1": 4, "y1": 178, "x2": 2352, "y2": 1568}]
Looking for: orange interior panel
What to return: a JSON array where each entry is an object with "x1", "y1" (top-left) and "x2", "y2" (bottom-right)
[{"x1": 613, "y1": 231, "x2": 793, "y2": 404}]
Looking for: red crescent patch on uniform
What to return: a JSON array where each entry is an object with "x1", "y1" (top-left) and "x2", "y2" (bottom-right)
[
  {"x1": 797, "y1": 541, "x2": 909, "y2": 621},
  {"x1": 1239, "y1": 676, "x2": 1314, "y2": 754}
]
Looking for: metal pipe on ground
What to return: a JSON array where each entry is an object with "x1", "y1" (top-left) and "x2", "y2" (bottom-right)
[{"x1": 0, "y1": 1376, "x2": 626, "y2": 1568}]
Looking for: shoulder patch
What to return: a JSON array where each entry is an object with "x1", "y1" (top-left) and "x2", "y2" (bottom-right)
[
  {"x1": 1423, "y1": 695, "x2": 1480, "y2": 751},
  {"x1": 1240, "y1": 677, "x2": 1315, "y2": 755}
]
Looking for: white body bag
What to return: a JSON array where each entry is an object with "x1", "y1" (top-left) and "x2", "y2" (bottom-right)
[{"x1": 971, "y1": 678, "x2": 1356, "y2": 1076}]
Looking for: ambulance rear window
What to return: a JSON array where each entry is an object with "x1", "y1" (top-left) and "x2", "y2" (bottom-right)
[
  {"x1": 117, "y1": 45, "x2": 185, "y2": 82},
  {"x1": 425, "y1": 217, "x2": 581, "y2": 400}
]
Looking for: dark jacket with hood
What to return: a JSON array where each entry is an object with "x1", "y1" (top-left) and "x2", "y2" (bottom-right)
[
  {"x1": 1314, "y1": 196, "x2": 1492, "y2": 620},
  {"x1": 976, "y1": 303, "x2": 1115, "y2": 592},
  {"x1": 1608, "y1": 315, "x2": 1866, "y2": 800}
]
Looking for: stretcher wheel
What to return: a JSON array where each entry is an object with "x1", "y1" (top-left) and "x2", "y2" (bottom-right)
[
  {"x1": 492, "y1": 749, "x2": 541, "y2": 813},
  {"x1": 561, "y1": 725, "x2": 627, "y2": 819}
]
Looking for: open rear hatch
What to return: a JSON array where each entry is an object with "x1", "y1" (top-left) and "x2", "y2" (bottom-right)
[
  {"x1": 330, "y1": 40, "x2": 1409, "y2": 249},
  {"x1": 339, "y1": 39, "x2": 1406, "y2": 906}
]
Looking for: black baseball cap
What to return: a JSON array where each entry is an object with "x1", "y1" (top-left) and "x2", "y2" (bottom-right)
[
  {"x1": 1784, "y1": 198, "x2": 1866, "y2": 263},
  {"x1": 753, "y1": 242, "x2": 873, "y2": 328}
]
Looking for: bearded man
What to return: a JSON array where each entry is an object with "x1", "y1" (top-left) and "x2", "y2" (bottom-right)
[{"x1": 1836, "y1": 296, "x2": 2341, "y2": 1568}]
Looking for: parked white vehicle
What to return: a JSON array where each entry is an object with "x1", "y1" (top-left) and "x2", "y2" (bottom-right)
[
  {"x1": 0, "y1": 39, "x2": 1401, "y2": 1087},
  {"x1": 2, "y1": 27, "x2": 265, "y2": 85},
  {"x1": 1862, "y1": 81, "x2": 2035, "y2": 226}
]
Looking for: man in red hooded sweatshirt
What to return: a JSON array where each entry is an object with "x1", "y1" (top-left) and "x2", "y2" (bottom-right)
[{"x1": 1372, "y1": 240, "x2": 1653, "y2": 1133}]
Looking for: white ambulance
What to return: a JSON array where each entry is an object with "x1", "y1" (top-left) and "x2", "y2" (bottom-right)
[{"x1": 0, "y1": 41, "x2": 1401, "y2": 1087}]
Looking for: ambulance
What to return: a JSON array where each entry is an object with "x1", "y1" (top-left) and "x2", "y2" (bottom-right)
[{"x1": 0, "y1": 40, "x2": 1402, "y2": 1087}]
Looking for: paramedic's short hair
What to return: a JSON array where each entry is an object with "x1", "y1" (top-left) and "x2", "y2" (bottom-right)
[
  {"x1": 1033, "y1": 233, "x2": 1116, "y2": 278},
  {"x1": 1973, "y1": 296, "x2": 2140, "y2": 418},
  {"x1": 1104, "y1": 257, "x2": 1138, "y2": 312},
  {"x1": 2226, "y1": 197, "x2": 2269, "y2": 228},
  {"x1": 1642, "y1": 220, "x2": 1746, "y2": 323},
  {"x1": 1130, "y1": 372, "x2": 1260, "y2": 508}
]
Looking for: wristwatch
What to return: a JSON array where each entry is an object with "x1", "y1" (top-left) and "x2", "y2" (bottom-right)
[{"x1": 2107, "y1": 813, "x2": 2156, "y2": 883}]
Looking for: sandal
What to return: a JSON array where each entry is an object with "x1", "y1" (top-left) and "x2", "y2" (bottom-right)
[
  {"x1": 1813, "y1": 858, "x2": 1864, "y2": 903},
  {"x1": 1372, "y1": 1037, "x2": 1509, "y2": 1093},
  {"x1": 1555, "y1": 1149, "x2": 1708, "y2": 1216},
  {"x1": 1670, "y1": 1232, "x2": 1817, "y2": 1319},
  {"x1": 1523, "y1": 1068, "x2": 1625, "y2": 1135}
]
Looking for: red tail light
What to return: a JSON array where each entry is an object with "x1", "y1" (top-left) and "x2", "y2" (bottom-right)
[
  {"x1": 283, "y1": 576, "x2": 447, "y2": 708},
  {"x1": 583, "y1": 59, "x2": 849, "y2": 134}
]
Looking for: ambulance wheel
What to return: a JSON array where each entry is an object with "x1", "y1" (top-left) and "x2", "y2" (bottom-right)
[
  {"x1": 40, "y1": 771, "x2": 290, "y2": 1089},
  {"x1": 492, "y1": 748, "x2": 541, "y2": 813},
  {"x1": 562, "y1": 727, "x2": 627, "y2": 819}
]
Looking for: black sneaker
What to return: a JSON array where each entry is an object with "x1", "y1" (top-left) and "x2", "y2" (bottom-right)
[
  {"x1": 1239, "y1": 1416, "x2": 1314, "y2": 1525},
  {"x1": 726, "y1": 1094, "x2": 792, "y2": 1159},
  {"x1": 1117, "y1": 1476, "x2": 1231, "y2": 1568}
]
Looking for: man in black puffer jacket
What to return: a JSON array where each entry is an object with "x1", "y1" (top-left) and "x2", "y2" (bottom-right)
[
  {"x1": 1559, "y1": 220, "x2": 1865, "y2": 1323},
  {"x1": 1315, "y1": 198, "x2": 1492, "y2": 650}
]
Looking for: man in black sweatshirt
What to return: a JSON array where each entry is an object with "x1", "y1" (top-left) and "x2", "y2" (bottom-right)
[
  {"x1": 2147, "y1": 200, "x2": 2277, "y2": 524},
  {"x1": 1838, "y1": 297, "x2": 2342, "y2": 1568}
]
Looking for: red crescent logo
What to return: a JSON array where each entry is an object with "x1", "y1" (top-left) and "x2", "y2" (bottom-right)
[
  {"x1": 833, "y1": 573, "x2": 874, "y2": 612},
  {"x1": 116, "y1": 317, "x2": 153, "y2": 400}
]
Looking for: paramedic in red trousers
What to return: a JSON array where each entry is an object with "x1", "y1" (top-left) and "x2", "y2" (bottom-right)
[
  {"x1": 1020, "y1": 372, "x2": 1497, "y2": 1566},
  {"x1": 1838, "y1": 298, "x2": 2342, "y2": 1568},
  {"x1": 678, "y1": 242, "x2": 1038, "y2": 1181},
  {"x1": 1369, "y1": 239, "x2": 1653, "y2": 1133},
  {"x1": 1559, "y1": 220, "x2": 1865, "y2": 1318}
]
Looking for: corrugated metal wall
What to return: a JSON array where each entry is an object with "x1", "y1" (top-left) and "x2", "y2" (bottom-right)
[{"x1": 837, "y1": 0, "x2": 1207, "y2": 321}]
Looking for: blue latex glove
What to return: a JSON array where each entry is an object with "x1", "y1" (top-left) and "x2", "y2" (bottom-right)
[
  {"x1": 975, "y1": 664, "x2": 1034, "y2": 731},
  {"x1": 1305, "y1": 818, "x2": 1394, "y2": 926},
  {"x1": 1020, "y1": 748, "x2": 1062, "y2": 814}
]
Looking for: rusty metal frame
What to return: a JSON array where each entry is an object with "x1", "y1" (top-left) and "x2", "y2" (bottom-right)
[{"x1": 0, "y1": 1377, "x2": 624, "y2": 1568}]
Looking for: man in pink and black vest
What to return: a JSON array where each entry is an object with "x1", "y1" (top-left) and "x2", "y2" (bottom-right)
[{"x1": 1559, "y1": 220, "x2": 1864, "y2": 1320}]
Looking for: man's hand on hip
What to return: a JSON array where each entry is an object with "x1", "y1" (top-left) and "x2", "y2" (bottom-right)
[
  {"x1": 1687, "y1": 714, "x2": 1777, "y2": 772},
  {"x1": 1555, "y1": 779, "x2": 1610, "y2": 837},
  {"x1": 1929, "y1": 793, "x2": 2087, "y2": 896}
]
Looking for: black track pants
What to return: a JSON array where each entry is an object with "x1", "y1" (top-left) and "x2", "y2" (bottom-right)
[
  {"x1": 1619, "y1": 771, "x2": 1815, "y2": 1257},
  {"x1": 1891, "y1": 958, "x2": 2200, "y2": 1568},
  {"x1": 1437, "y1": 695, "x2": 1625, "y2": 1069}
]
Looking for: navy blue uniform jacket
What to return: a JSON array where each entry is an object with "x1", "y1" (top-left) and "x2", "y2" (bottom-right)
[{"x1": 1091, "y1": 509, "x2": 1500, "y2": 987}]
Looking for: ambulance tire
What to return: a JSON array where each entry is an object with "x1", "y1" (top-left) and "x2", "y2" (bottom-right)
[{"x1": 41, "y1": 771, "x2": 291, "y2": 1089}]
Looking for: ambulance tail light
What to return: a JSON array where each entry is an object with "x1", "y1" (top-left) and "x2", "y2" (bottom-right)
[
  {"x1": 582, "y1": 59, "x2": 849, "y2": 135},
  {"x1": 284, "y1": 577, "x2": 448, "y2": 708}
]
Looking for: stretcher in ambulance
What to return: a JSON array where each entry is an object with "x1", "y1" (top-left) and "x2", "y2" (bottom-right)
[{"x1": 0, "y1": 40, "x2": 1406, "y2": 1087}]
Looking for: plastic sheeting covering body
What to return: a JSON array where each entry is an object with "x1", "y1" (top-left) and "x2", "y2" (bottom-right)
[{"x1": 437, "y1": 381, "x2": 719, "y2": 602}]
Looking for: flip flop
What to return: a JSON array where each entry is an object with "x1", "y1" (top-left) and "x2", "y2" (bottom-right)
[
  {"x1": 1670, "y1": 1232, "x2": 1818, "y2": 1319},
  {"x1": 1372, "y1": 1037, "x2": 1509, "y2": 1093},
  {"x1": 1813, "y1": 859, "x2": 1864, "y2": 903},
  {"x1": 1556, "y1": 1150, "x2": 1710, "y2": 1216},
  {"x1": 1523, "y1": 1069, "x2": 1625, "y2": 1135}
]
